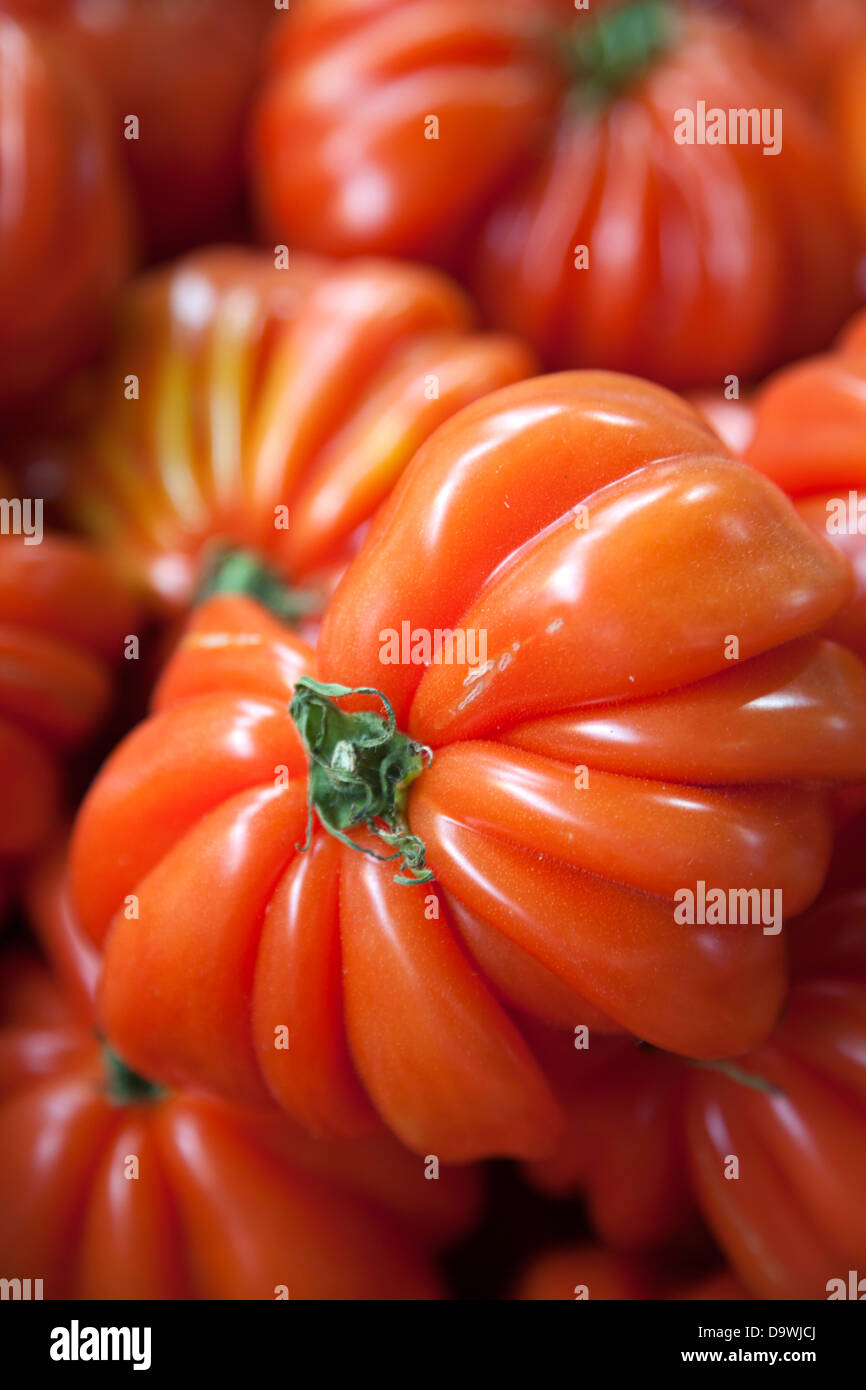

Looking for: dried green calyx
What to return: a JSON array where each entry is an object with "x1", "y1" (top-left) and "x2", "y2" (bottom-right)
[
  {"x1": 290, "y1": 676, "x2": 434, "y2": 884},
  {"x1": 196, "y1": 542, "x2": 323, "y2": 624},
  {"x1": 556, "y1": 0, "x2": 676, "y2": 107}
]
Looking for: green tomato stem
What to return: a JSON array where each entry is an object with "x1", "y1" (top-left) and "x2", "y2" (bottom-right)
[
  {"x1": 637, "y1": 1040, "x2": 783, "y2": 1097},
  {"x1": 103, "y1": 1046, "x2": 166, "y2": 1105},
  {"x1": 195, "y1": 541, "x2": 323, "y2": 625},
  {"x1": 289, "y1": 676, "x2": 434, "y2": 884}
]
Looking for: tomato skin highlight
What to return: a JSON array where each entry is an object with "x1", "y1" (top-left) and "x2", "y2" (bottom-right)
[
  {"x1": 98, "y1": 783, "x2": 311, "y2": 1109},
  {"x1": 252, "y1": 832, "x2": 379, "y2": 1138},
  {"x1": 29, "y1": 850, "x2": 483, "y2": 1247},
  {"x1": 730, "y1": 0, "x2": 866, "y2": 105},
  {"x1": 252, "y1": 0, "x2": 858, "y2": 385},
  {"x1": 69, "y1": 373, "x2": 866, "y2": 1159},
  {"x1": 411, "y1": 791, "x2": 787, "y2": 1060},
  {"x1": 404, "y1": 457, "x2": 851, "y2": 744}
]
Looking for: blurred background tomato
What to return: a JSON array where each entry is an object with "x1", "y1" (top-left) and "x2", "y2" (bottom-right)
[
  {"x1": 252, "y1": 0, "x2": 862, "y2": 386},
  {"x1": 0, "y1": 13, "x2": 130, "y2": 408},
  {"x1": 2, "y1": 0, "x2": 272, "y2": 256}
]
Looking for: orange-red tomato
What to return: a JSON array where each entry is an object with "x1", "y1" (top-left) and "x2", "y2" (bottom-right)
[
  {"x1": 0, "y1": 948, "x2": 466, "y2": 1299},
  {"x1": 252, "y1": 0, "x2": 857, "y2": 386},
  {"x1": 514, "y1": 1246, "x2": 648, "y2": 1302},
  {"x1": 835, "y1": 28, "x2": 866, "y2": 233},
  {"x1": 0, "y1": 522, "x2": 135, "y2": 906},
  {"x1": 689, "y1": 388, "x2": 756, "y2": 457},
  {"x1": 0, "y1": 13, "x2": 130, "y2": 406},
  {"x1": 721, "y1": 0, "x2": 866, "y2": 102},
  {"x1": 70, "y1": 373, "x2": 866, "y2": 1163},
  {"x1": 526, "y1": 857, "x2": 866, "y2": 1300},
  {"x1": 746, "y1": 307, "x2": 866, "y2": 661},
  {"x1": 686, "y1": 886, "x2": 866, "y2": 1300},
  {"x1": 1, "y1": 0, "x2": 272, "y2": 256},
  {"x1": 26, "y1": 841, "x2": 481, "y2": 1253},
  {"x1": 66, "y1": 247, "x2": 535, "y2": 623},
  {"x1": 513, "y1": 1245, "x2": 747, "y2": 1300}
]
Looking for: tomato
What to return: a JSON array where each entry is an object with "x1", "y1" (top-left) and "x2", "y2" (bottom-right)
[
  {"x1": 525, "y1": 849, "x2": 866, "y2": 1300},
  {"x1": 252, "y1": 0, "x2": 857, "y2": 386},
  {"x1": 685, "y1": 885, "x2": 866, "y2": 1300},
  {"x1": 841, "y1": 306, "x2": 866, "y2": 356},
  {"x1": 0, "y1": 13, "x2": 130, "y2": 407},
  {"x1": 0, "y1": 517, "x2": 136, "y2": 908},
  {"x1": 66, "y1": 247, "x2": 535, "y2": 624},
  {"x1": 523, "y1": 1025, "x2": 695, "y2": 1252},
  {"x1": 1, "y1": 0, "x2": 272, "y2": 256},
  {"x1": 835, "y1": 29, "x2": 866, "y2": 237},
  {"x1": 513, "y1": 1245, "x2": 747, "y2": 1300},
  {"x1": 719, "y1": 0, "x2": 866, "y2": 103},
  {"x1": 69, "y1": 373, "x2": 866, "y2": 1162},
  {"x1": 0, "y1": 947, "x2": 467, "y2": 1300},
  {"x1": 745, "y1": 307, "x2": 866, "y2": 662},
  {"x1": 691, "y1": 304, "x2": 866, "y2": 484},
  {"x1": 514, "y1": 1246, "x2": 648, "y2": 1302}
]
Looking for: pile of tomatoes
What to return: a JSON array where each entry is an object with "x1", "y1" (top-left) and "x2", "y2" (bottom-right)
[{"x1": 1, "y1": 0, "x2": 866, "y2": 1303}]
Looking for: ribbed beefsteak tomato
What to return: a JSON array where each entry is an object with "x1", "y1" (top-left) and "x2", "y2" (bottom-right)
[
  {"x1": 252, "y1": 0, "x2": 857, "y2": 386},
  {"x1": 685, "y1": 887, "x2": 866, "y2": 1300},
  {"x1": 0, "y1": 13, "x2": 129, "y2": 406},
  {"x1": 67, "y1": 247, "x2": 534, "y2": 620},
  {"x1": 746, "y1": 307, "x2": 866, "y2": 661},
  {"x1": 0, "y1": 949, "x2": 465, "y2": 1299},
  {"x1": 0, "y1": 519, "x2": 135, "y2": 911},
  {"x1": 526, "y1": 851, "x2": 866, "y2": 1300},
  {"x1": 1, "y1": 0, "x2": 272, "y2": 256},
  {"x1": 70, "y1": 372, "x2": 866, "y2": 1163},
  {"x1": 834, "y1": 25, "x2": 866, "y2": 233},
  {"x1": 689, "y1": 388, "x2": 756, "y2": 459}
]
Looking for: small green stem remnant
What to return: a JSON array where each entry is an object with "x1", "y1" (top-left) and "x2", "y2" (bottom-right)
[
  {"x1": 196, "y1": 542, "x2": 323, "y2": 625},
  {"x1": 684, "y1": 1056, "x2": 783, "y2": 1098},
  {"x1": 555, "y1": 0, "x2": 675, "y2": 107},
  {"x1": 636, "y1": 1039, "x2": 783, "y2": 1097},
  {"x1": 103, "y1": 1047, "x2": 166, "y2": 1105},
  {"x1": 290, "y1": 677, "x2": 434, "y2": 884}
]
